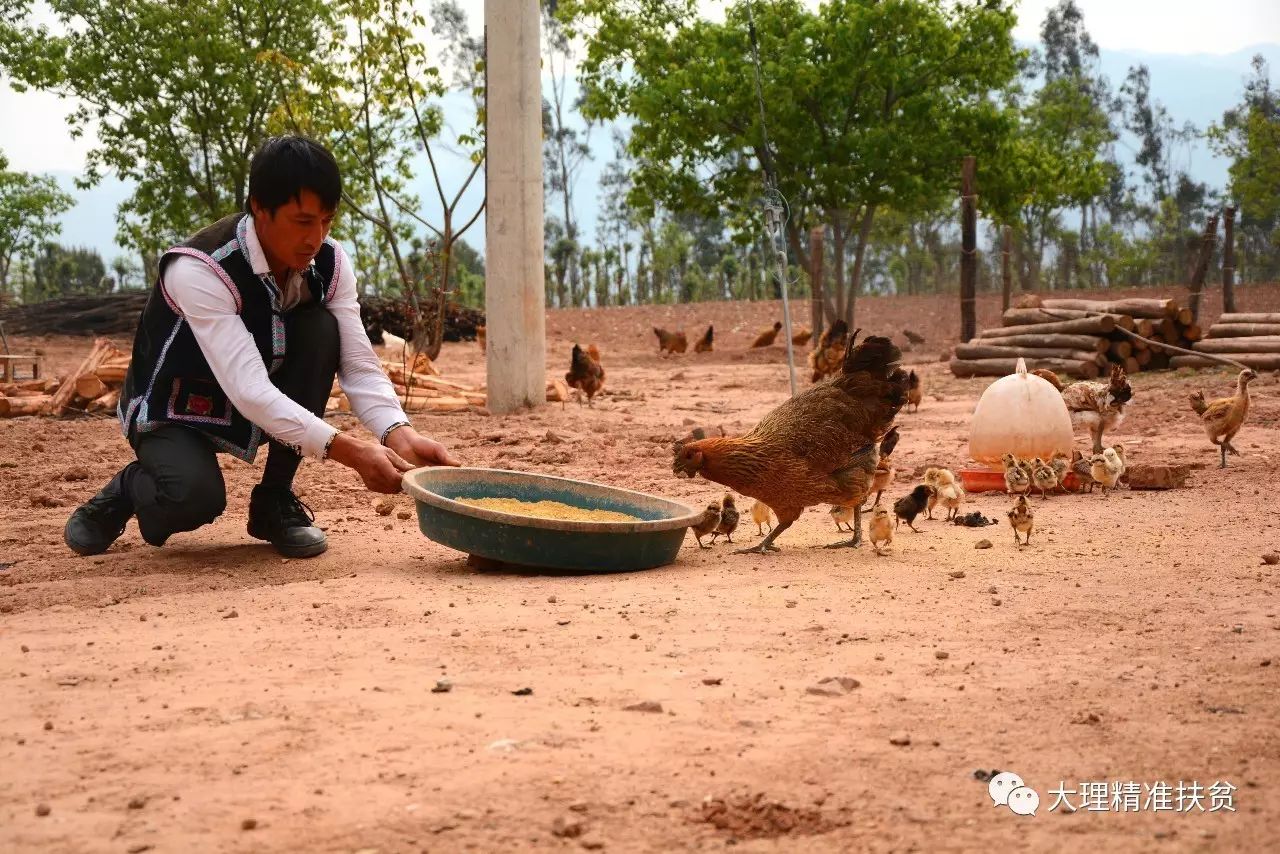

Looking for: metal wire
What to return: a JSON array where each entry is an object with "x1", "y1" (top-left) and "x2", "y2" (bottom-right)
[{"x1": 745, "y1": 0, "x2": 798, "y2": 397}]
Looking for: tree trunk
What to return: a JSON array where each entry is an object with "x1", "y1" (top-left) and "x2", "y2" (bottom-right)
[
  {"x1": 1187, "y1": 212, "x2": 1220, "y2": 323},
  {"x1": 959, "y1": 156, "x2": 977, "y2": 343},
  {"x1": 1222, "y1": 206, "x2": 1237, "y2": 314},
  {"x1": 830, "y1": 212, "x2": 847, "y2": 323},
  {"x1": 809, "y1": 225, "x2": 825, "y2": 344},
  {"x1": 950, "y1": 357, "x2": 1099, "y2": 379},
  {"x1": 843, "y1": 204, "x2": 876, "y2": 327},
  {"x1": 1000, "y1": 225, "x2": 1012, "y2": 312}
]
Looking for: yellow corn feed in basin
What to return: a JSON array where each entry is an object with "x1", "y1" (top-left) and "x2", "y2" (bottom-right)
[{"x1": 455, "y1": 497, "x2": 643, "y2": 523}]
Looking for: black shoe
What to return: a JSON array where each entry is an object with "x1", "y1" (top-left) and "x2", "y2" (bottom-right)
[
  {"x1": 64, "y1": 464, "x2": 137, "y2": 556},
  {"x1": 247, "y1": 485, "x2": 327, "y2": 558}
]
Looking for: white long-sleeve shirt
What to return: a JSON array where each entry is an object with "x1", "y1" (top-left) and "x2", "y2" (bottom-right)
[{"x1": 163, "y1": 216, "x2": 407, "y2": 460}]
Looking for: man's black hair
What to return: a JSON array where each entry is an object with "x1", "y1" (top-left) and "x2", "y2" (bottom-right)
[{"x1": 246, "y1": 136, "x2": 342, "y2": 216}]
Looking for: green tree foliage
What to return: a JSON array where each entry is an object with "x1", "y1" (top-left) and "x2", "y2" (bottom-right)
[
  {"x1": 1209, "y1": 55, "x2": 1280, "y2": 281},
  {"x1": 0, "y1": 152, "x2": 74, "y2": 299},
  {"x1": 0, "y1": 0, "x2": 339, "y2": 256},
  {"x1": 28, "y1": 243, "x2": 108, "y2": 300},
  {"x1": 560, "y1": 0, "x2": 1022, "y2": 324}
]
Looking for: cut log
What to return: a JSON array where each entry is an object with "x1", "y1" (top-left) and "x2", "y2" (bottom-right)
[
  {"x1": 87, "y1": 389, "x2": 120, "y2": 413},
  {"x1": 1158, "y1": 317, "x2": 1178, "y2": 341},
  {"x1": 1171, "y1": 354, "x2": 1280, "y2": 370},
  {"x1": 955, "y1": 344, "x2": 1107, "y2": 365},
  {"x1": 1148, "y1": 352, "x2": 1170, "y2": 370},
  {"x1": 1193, "y1": 337, "x2": 1280, "y2": 354},
  {"x1": 1206, "y1": 323, "x2": 1280, "y2": 339},
  {"x1": 1001, "y1": 308, "x2": 1131, "y2": 330},
  {"x1": 1108, "y1": 340, "x2": 1133, "y2": 360},
  {"x1": 44, "y1": 338, "x2": 121, "y2": 416},
  {"x1": 1135, "y1": 318, "x2": 1155, "y2": 337},
  {"x1": 1037, "y1": 297, "x2": 1176, "y2": 318},
  {"x1": 402, "y1": 396, "x2": 478, "y2": 413},
  {"x1": 1125, "y1": 463, "x2": 1190, "y2": 490},
  {"x1": 385, "y1": 365, "x2": 480, "y2": 393},
  {"x1": 1123, "y1": 356, "x2": 1140, "y2": 375},
  {"x1": 75, "y1": 374, "x2": 109, "y2": 401},
  {"x1": 1218, "y1": 312, "x2": 1280, "y2": 324},
  {"x1": 1134, "y1": 348, "x2": 1152, "y2": 367},
  {"x1": 977, "y1": 333, "x2": 1108, "y2": 352},
  {"x1": 1179, "y1": 323, "x2": 1202, "y2": 342},
  {"x1": 0, "y1": 394, "x2": 53, "y2": 417},
  {"x1": 1176, "y1": 307, "x2": 1193, "y2": 326},
  {"x1": 950, "y1": 357, "x2": 1099, "y2": 380},
  {"x1": 93, "y1": 364, "x2": 128, "y2": 385},
  {"x1": 978, "y1": 316, "x2": 1115, "y2": 337}
]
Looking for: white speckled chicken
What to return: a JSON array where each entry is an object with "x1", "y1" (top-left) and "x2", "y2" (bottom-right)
[{"x1": 1059, "y1": 364, "x2": 1133, "y2": 453}]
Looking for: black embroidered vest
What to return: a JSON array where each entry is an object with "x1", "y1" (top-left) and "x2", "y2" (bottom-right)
[{"x1": 118, "y1": 213, "x2": 341, "y2": 461}]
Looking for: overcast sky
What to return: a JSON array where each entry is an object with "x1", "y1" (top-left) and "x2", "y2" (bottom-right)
[{"x1": 1, "y1": 0, "x2": 1277, "y2": 174}]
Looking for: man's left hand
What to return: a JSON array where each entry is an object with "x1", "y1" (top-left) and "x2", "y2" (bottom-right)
[{"x1": 385, "y1": 425, "x2": 462, "y2": 468}]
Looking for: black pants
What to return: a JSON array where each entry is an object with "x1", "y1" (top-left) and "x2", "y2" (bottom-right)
[{"x1": 120, "y1": 300, "x2": 339, "y2": 544}]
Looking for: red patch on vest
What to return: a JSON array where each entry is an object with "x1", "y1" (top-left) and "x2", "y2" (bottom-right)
[{"x1": 186, "y1": 394, "x2": 213, "y2": 417}]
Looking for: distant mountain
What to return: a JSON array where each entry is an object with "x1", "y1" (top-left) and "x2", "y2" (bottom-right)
[{"x1": 45, "y1": 45, "x2": 1280, "y2": 265}]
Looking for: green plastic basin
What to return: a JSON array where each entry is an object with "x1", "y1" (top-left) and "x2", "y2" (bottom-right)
[{"x1": 402, "y1": 467, "x2": 703, "y2": 572}]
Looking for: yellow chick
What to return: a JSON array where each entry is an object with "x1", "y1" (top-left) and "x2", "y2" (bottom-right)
[
  {"x1": 868, "y1": 502, "x2": 894, "y2": 556},
  {"x1": 1007, "y1": 494, "x2": 1034, "y2": 547},
  {"x1": 1031, "y1": 457, "x2": 1059, "y2": 500},
  {"x1": 1089, "y1": 448, "x2": 1124, "y2": 497},
  {"x1": 830, "y1": 504, "x2": 856, "y2": 533},
  {"x1": 1109, "y1": 444, "x2": 1127, "y2": 484},
  {"x1": 924, "y1": 467, "x2": 965, "y2": 521},
  {"x1": 750, "y1": 500, "x2": 776, "y2": 536}
]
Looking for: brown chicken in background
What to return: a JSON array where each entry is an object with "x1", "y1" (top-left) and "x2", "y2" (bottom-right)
[
  {"x1": 694, "y1": 325, "x2": 714, "y2": 353},
  {"x1": 1008, "y1": 495, "x2": 1034, "y2": 547},
  {"x1": 1191, "y1": 368, "x2": 1257, "y2": 467},
  {"x1": 751, "y1": 321, "x2": 783, "y2": 348},
  {"x1": 808, "y1": 319, "x2": 850, "y2": 382},
  {"x1": 673, "y1": 334, "x2": 908, "y2": 553},
  {"x1": 476, "y1": 324, "x2": 486, "y2": 354},
  {"x1": 654, "y1": 327, "x2": 687, "y2": 354},
  {"x1": 792, "y1": 327, "x2": 813, "y2": 347},
  {"x1": 1031, "y1": 368, "x2": 1063, "y2": 390},
  {"x1": 564, "y1": 343, "x2": 605, "y2": 407}
]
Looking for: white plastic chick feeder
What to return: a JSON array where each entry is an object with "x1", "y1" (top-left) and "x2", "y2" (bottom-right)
[{"x1": 963, "y1": 358, "x2": 1075, "y2": 492}]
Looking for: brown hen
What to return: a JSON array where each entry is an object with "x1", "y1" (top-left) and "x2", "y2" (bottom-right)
[
  {"x1": 808, "y1": 319, "x2": 849, "y2": 382},
  {"x1": 565, "y1": 343, "x2": 605, "y2": 406},
  {"x1": 672, "y1": 333, "x2": 908, "y2": 553}
]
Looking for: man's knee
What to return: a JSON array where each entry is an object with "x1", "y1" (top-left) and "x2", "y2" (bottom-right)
[{"x1": 157, "y1": 476, "x2": 227, "y2": 526}]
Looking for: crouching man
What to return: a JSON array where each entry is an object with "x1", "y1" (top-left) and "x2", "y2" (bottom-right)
[{"x1": 64, "y1": 136, "x2": 458, "y2": 558}]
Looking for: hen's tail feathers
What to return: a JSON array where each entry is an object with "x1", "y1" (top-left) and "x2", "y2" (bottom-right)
[
  {"x1": 587, "y1": 343, "x2": 602, "y2": 364},
  {"x1": 842, "y1": 332, "x2": 904, "y2": 377}
]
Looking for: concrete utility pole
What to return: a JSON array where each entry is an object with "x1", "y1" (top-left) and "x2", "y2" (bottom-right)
[{"x1": 484, "y1": 1, "x2": 545, "y2": 414}]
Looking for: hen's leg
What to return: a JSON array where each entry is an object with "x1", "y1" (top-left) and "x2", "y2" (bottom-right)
[
  {"x1": 1091, "y1": 423, "x2": 1104, "y2": 455},
  {"x1": 825, "y1": 506, "x2": 864, "y2": 549},
  {"x1": 734, "y1": 517, "x2": 793, "y2": 555}
]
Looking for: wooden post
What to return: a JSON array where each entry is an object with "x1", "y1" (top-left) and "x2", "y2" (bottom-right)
[
  {"x1": 1186, "y1": 211, "x2": 1220, "y2": 324},
  {"x1": 1222, "y1": 206, "x2": 1237, "y2": 314},
  {"x1": 809, "y1": 226, "x2": 825, "y2": 343},
  {"x1": 1001, "y1": 225, "x2": 1012, "y2": 313},
  {"x1": 483, "y1": 1, "x2": 545, "y2": 414},
  {"x1": 959, "y1": 156, "x2": 977, "y2": 343}
]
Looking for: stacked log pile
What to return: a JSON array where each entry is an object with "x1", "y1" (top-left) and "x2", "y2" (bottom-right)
[
  {"x1": 1171, "y1": 312, "x2": 1280, "y2": 371},
  {"x1": 0, "y1": 337, "x2": 128, "y2": 417},
  {"x1": 2, "y1": 337, "x2": 569, "y2": 418},
  {"x1": 951, "y1": 297, "x2": 1202, "y2": 379},
  {"x1": 0, "y1": 293, "x2": 485, "y2": 343}
]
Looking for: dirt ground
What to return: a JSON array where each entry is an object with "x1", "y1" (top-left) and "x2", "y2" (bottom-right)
[{"x1": 2, "y1": 287, "x2": 1279, "y2": 853}]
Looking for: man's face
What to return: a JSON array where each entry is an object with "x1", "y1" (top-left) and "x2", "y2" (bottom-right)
[{"x1": 251, "y1": 188, "x2": 337, "y2": 272}]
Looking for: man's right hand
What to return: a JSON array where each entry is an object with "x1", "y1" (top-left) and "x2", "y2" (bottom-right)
[{"x1": 327, "y1": 432, "x2": 415, "y2": 494}]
